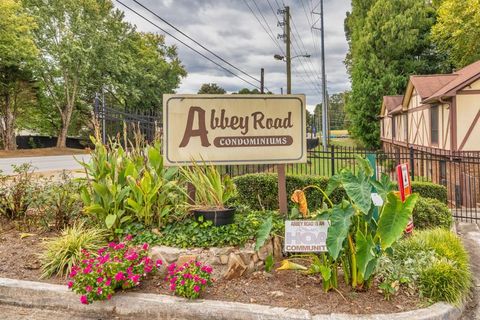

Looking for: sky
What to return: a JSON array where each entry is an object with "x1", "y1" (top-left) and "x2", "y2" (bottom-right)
[{"x1": 115, "y1": 0, "x2": 351, "y2": 112}]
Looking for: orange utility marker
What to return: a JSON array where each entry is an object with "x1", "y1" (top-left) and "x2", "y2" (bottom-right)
[{"x1": 396, "y1": 163, "x2": 414, "y2": 233}]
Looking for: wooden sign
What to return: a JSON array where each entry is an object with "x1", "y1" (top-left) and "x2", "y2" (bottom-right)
[{"x1": 162, "y1": 94, "x2": 306, "y2": 166}]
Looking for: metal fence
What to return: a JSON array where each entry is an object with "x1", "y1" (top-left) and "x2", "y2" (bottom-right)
[{"x1": 220, "y1": 145, "x2": 480, "y2": 222}]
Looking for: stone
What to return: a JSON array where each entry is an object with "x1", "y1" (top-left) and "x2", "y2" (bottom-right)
[
  {"x1": 268, "y1": 290, "x2": 285, "y2": 298},
  {"x1": 150, "y1": 246, "x2": 182, "y2": 264},
  {"x1": 208, "y1": 246, "x2": 235, "y2": 256},
  {"x1": 245, "y1": 261, "x2": 255, "y2": 275},
  {"x1": 257, "y1": 239, "x2": 274, "y2": 260},
  {"x1": 239, "y1": 250, "x2": 255, "y2": 266},
  {"x1": 219, "y1": 254, "x2": 229, "y2": 264},
  {"x1": 176, "y1": 254, "x2": 196, "y2": 267},
  {"x1": 253, "y1": 253, "x2": 259, "y2": 263},
  {"x1": 273, "y1": 235, "x2": 284, "y2": 259},
  {"x1": 223, "y1": 253, "x2": 247, "y2": 280}
]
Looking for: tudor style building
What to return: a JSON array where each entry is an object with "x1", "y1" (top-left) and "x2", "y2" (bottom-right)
[
  {"x1": 379, "y1": 60, "x2": 480, "y2": 209},
  {"x1": 380, "y1": 60, "x2": 480, "y2": 153}
]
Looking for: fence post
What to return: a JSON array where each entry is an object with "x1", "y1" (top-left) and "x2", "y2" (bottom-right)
[
  {"x1": 330, "y1": 145, "x2": 335, "y2": 176},
  {"x1": 409, "y1": 147, "x2": 415, "y2": 182}
]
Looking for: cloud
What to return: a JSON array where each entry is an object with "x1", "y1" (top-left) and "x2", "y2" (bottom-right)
[{"x1": 115, "y1": 0, "x2": 351, "y2": 105}]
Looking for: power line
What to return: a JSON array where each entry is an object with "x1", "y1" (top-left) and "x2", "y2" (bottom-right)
[
  {"x1": 242, "y1": 0, "x2": 285, "y2": 55},
  {"x1": 131, "y1": 0, "x2": 265, "y2": 89}
]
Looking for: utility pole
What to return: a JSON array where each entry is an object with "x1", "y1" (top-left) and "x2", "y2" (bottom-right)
[
  {"x1": 313, "y1": 0, "x2": 328, "y2": 150},
  {"x1": 285, "y1": 6, "x2": 291, "y2": 95},
  {"x1": 260, "y1": 68, "x2": 265, "y2": 94}
]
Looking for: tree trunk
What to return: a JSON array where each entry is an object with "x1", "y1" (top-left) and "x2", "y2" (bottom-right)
[
  {"x1": 56, "y1": 105, "x2": 73, "y2": 148},
  {"x1": 1, "y1": 94, "x2": 17, "y2": 151}
]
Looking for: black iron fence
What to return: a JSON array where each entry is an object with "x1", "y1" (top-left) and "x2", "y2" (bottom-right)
[{"x1": 219, "y1": 145, "x2": 480, "y2": 222}]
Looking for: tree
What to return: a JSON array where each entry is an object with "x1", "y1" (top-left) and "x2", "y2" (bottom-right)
[
  {"x1": 313, "y1": 92, "x2": 350, "y2": 133},
  {"x1": 24, "y1": 0, "x2": 186, "y2": 147},
  {"x1": 431, "y1": 0, "x2": 480, "y2": 68},
  {"x1": 237, "y1": 88, "x2": 260, "y2": 94},
  {"x1": 197, "y1": 83, "x2": 226, "y2": 94},
  {"x1": 344, "y1": 0, "x2": 449, "y2": 148},
  {"x1": 0, "y1": 0, "x2": 38, "y2": 150}
]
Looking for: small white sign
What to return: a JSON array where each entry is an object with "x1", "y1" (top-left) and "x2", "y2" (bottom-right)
[
  {"x1": 401, "y1": 164, "x2": 409, "y2": 188},
  {"x1": 284, "y1": 220, "x2": 329, "y2": 252},
  {"x1": 371, "y1": 193, "x2": 384, "y2": 207}
]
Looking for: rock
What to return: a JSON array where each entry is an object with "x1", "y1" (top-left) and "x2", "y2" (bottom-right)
[
  {"x1": 238, "y1": 250, "x2": 255, "y2": 266},
  {"x1": 268, "y1": 291, "x2": 285, "y2": 298},
  {"x1": 223, "y1": 253, "x2": 247, "y2": 280},
  {"x1": 273, "y1": 236, "x2": 283, "y2": 259},
  {"x1": 257, "y1": 240, "x2": 273, "y2": 260},
  {"x1": 252, "y1": 254, "x2": 259, "y2": 263},
  {"x1": 176, "y1": 254, "x2": 197, "y2": 267},
  {"x1": 209, "y1": 246, "x2": 235, "y2": 256},
  {"x1": 150, "y1": 246, "x2": 182, "y2": 264},
  {"x1": 219, "y1": 254, "x2": 229, "y2": 265},
  {"x1": 245, "y1": 261, "x2": 255, "y2": 275}
]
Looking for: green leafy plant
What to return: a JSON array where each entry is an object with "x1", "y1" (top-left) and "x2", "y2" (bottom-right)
[
  {"x1": 180, "y1": 162, "x2": 235, "y2": 209},
  {"x1": 40, "y1": 223, "x2": 108, "y2": 278},
  {"x1": 0, "y1": 163, "x2": 39, "y2": 220},
  {"x1": 265, "y1": 254, "x2": 274, "y2": 272},
  {"x1": 79, "y1": 137, "x2": 187, "y2": 237},
  {"x1": 68, "y1": 236, "x2": 162, "y2": 304},
  {"x1": 165, "y1": 260, "x2": 213, "y2": 299},
  {"x1": 377, "y1": 229, "x2": 471, "y2": 305},
  {"x1": 412, "y1": 197, "x2": 452, "y2": 230}
]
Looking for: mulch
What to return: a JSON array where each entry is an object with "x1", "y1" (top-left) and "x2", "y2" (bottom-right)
[{"x1": 0, "y1": 220, "x2": 425, "y2": 315}]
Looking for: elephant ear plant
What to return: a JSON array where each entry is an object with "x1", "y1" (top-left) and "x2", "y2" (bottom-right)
[{"x1": 288, "y1": 157, "x2": 418, "y2": 291}]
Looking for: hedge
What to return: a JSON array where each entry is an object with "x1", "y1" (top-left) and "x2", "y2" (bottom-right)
[
  {"x1": 233, "y1": 173, "x2": 448, "y2": 210},
  {"x1": 413, "y1": 197, "x2": 453, "y2": 230},
  {"x1": 411, "y1": 181, "x2": 448, "y2": 204},
  {"x1": 232, "y1": 173, "x2": 345, "y2": 211}
]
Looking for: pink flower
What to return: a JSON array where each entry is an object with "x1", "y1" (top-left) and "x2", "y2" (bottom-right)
[
  {"x1": 105, "y1": 278, "x2": 112, "y2": 286},
  {"x1": 124, "y1": 251, "x2": 138, "y2": 261},
  {"x1": 155, "y1": 259, "x2": 163, "y2": 268},
  {"x1": 82, "y1": 266, "x2": 92, "y2": 274},
  {"x1": 180, "y1": 280, "x2": 185, "y2": 285},
  {"x1": 97, "y1": 247, "x2": 106, "y2": 255},
  {"x1": 115, "y1": 272, "x2": 125, "y2": 281},
  {"x1": 195, "y1": 261, "x2": 202, "y2": 267},
  {"x1": 98, "y1": 254, "x2": 110, "y2": 265},
  {"x1": 144, "y1": 265, "x2": 153, "y2": 273},
  {"x1": 96, "y1": 277, "x2": 104, "y2": 284},
  {"x1": 193, "y1": 285, "x2": 200, "y2": 293},
  {"x1": 124, "y1": 234, "x2": 133, "y2": 241},
  {"x1": 80, "y1": 295, "x2": 88, "y2": 304},
  {"x1": 107, "y1": 294, "x2": 112, "y2": 300},
  {"x1": 69, "y1": 270, "x2": 77, "y2": 278},
  {"x1": 67, "y1": 281, "x2": 73, "y2": 288},
  {"x1": 142, "y1": 243, "x2": 149, "y2": 251},
  {"x1": 130, "y1": 274, "x2": 140, "y2": 284},
  {"x1": 167, "y1": 263, "x2": 176, "y2": 272},
  {"x1": 114, "y1": 243, "x2": 125, "y2": 250},
  {"x1": 108, "y1": 242, "x2": 116, "y2": 248},
  {"x1": 200, "y1": 278, "x2": 207, "y2": 285},
  {"x1": 170, "y1": 283, "x2": 176, "y2": 291},
  {"x1": 86, "y1": 285, "x2": 92, "y2": 293},
  {"x1": 97, "y1": 287, "x2": 103, "y2": 295}
]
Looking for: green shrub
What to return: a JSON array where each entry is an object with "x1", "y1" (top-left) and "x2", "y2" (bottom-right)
[
  {"x1": 411, "y1": 181, "x2": 448, "y2": 204},
  {"x1": 412, "y1": 197, "x2": 453, "y2": 230},
  {"x1": 40, "y1": 223, "x2": 108, "y2": 278},
  {"x1": 379, "y1": 229, "x2": 471, "y2": 305},
  {"x1": 126, "y1": 211, "x2": 284, "y2": 248},
  {"x1": 233, "y1": 173, "x2": 345, "y2": 210}
]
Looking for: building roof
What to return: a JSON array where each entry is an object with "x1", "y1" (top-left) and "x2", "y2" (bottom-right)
[
  {"x1": 410, "y1": 74, "x2": 457, "y2": 99},
  {"x1": 424, "y1": 60, "x2": 480, "y2": 103},
  {"x1": 383, "y1": 95, "x2": 404, "y2": 112}
]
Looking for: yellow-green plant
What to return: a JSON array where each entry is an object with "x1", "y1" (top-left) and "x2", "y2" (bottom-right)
[
  {"x1": 79, "y1": 137, "x2": 187, "y2": 237},
  {"x1": 40, "y1": 223, "x2": 107, "y2": 278},
  {"x1": 180, "y1": 162, "x2": 235, "y2": 209}
]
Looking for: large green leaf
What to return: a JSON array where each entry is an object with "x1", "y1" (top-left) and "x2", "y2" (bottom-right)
[
  {"x1": 326, "y1": 201, "x2": 355, "y2": 260},
  {"x1": 255, "y1": 216, "x2": 273, "y2": 251},
  {"x1": 341, "y1": 170, "x2": 372, "y2": 214},
  {"x1": 105, "y1": 214, "x2": 117, "y2": 229},
  {"x1": 376, "y1": 192, "x2": 419, "y2": 249},
  {"x1": 370, "y1": 173, "x2": 395, "y2": 201},
  {"x1": 355, "y1": 229, "x2": 376, "y2": 279}
]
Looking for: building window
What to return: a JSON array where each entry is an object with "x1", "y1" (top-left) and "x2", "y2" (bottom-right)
[
  {"x1": 392, "y1": 116, "x2": 396, "y2": 139},
  {"x1": 431, "y1": 105, "x2": 439, "y2": 145}
]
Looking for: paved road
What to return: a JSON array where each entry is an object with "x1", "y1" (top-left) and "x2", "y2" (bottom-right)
[{"x1": 0, "y1": 154, "x2": 91, "y2": 175}]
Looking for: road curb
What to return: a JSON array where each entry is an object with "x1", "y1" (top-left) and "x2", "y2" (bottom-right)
[{"x1": 0, "y1": 277, "x2": 463, "y2": 320}]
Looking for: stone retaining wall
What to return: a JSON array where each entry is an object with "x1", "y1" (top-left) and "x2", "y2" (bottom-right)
[{"x1": 150, "y1": 236, "x2": 283, "y2": 279}]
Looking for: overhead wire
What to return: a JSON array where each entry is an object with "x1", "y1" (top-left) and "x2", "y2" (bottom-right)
[{"x1": 130, "y1": 0, "x2": 266, "y2": 90}]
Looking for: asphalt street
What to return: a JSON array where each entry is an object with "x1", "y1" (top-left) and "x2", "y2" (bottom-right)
[{"x1": 0, "y1": 154, "x2": 91, "y2": 175}]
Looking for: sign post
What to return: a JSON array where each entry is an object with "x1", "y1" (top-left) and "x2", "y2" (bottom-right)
[
  {"x1": 396, "y1": 163, "x2": 414, "y2": 233},
  {"x1": 163, "y1": 94, "x2": 307, "y2": 212}
]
